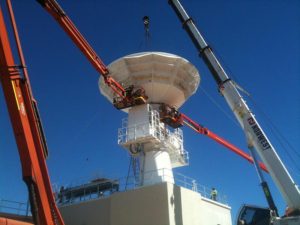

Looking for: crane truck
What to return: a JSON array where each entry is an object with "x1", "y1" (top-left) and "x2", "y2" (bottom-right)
[
  {"x1": 0, "y1": 0, "x2": 272, "y2": 224},
  {"x1": 168, "y1": 0, "x2": 300, "y2": 224},
  {"x1": 1, "y1": 0, "x2": 297, "y2": 224}
]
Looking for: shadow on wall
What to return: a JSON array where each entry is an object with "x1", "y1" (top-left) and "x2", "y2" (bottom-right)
[{"x1": 171, "y1": 185, "x2": 183, "y2": 225}]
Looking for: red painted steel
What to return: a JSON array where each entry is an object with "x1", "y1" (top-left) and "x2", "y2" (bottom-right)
[
  {"x1": 0, "y1": 1, "x2": 269, "y2": 225},
  {"x1": 37, "y1": 0, "x2": 126, "y2": 99},
  {"x1": 0, "y1": 218, "x2": 33, "y2": 225},
  {"x1": 181, "y1": 114, "x2": 268, "y2": 173},
  {"x1": 0, "y1": 1, "x2": 64, "y2": 224}
]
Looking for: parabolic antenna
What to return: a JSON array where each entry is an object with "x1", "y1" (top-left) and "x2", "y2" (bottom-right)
[{"x1": 99, "y1": 52, "x2": 200, "y2": 110}]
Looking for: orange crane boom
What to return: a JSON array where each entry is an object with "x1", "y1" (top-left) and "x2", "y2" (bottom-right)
[
  {"x1": 0, "y1": 1, "x2": 63, "y2": 224},
  {"x1": 0, "y1": 1, "x2": 147, "y2": 224},
  {"x1": 36, "y1": 0, "x2": 122, "y2": 96},
  {"x1": 180, "y1": 113, "x2": 268, "y2": 173},
  {"x1": 36, "y1": 0, "x2": 266, "y2": 173},
  {"x1": 36, "y1": 0, "x2": 148, "y2": 108},
  {"x1": 0, "y1": 1, "x2": 268, "y2": 225},
  {"x1": 159, "y1": 104, "x2": 268, "y2": 173}
]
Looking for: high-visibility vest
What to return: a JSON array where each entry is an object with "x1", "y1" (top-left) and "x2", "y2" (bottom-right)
[{"x1": 211, "y1": 190, "x2": 217, "y2": 196}]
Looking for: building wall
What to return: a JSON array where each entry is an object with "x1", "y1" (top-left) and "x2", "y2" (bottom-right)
[
  {"x1": 110, "y1": 184, "x2": 170, "y2": 225},
  {"x1": 59, "y1": 183, "x2": 232, "y2": 225},
  {"x1": 167, "y1": 184, "x2": 232, "y2": 225},
  {"x1": 199, "y1": 198, "x2": 232, "y2": 225},
  {"x1": 59, "y1": 197, "x2": 110, "y2": 225},
  {"x1": 170, "y1": 184, "x2": 203, "y2": 225}
]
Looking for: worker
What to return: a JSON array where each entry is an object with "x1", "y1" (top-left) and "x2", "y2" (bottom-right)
[
  {"x1": 210, "y1": 187, "x2": 218, "y2": 201},
  {"x1": 238, "y1": 219, "x2": 245, "y2": 225},
  {"x1": 125, "y1": 85, "x2": 134, "y2": 97},
  {"x1": 58, "y1": 186, "x2": 64, "y2": 203}
]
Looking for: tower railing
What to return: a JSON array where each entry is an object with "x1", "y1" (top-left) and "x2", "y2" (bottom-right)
[
  {"x1": 118, "y1": 107, "x2": 189, "y2": 167},
  {"x1": 118, "y1": 106, "x2": 165, "y2": 145},
  {"x1": 0, "y1": 199, "x2": 31, "y2": 216},
  {"x1": 54, "y1": 169, "x2": 228, "y2": 206}
]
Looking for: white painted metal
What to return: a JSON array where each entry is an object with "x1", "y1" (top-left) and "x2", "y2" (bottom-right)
[
  {"x1": 221, "y1": 81, "x2": 300, "y2": 209},
  {"x1": 118, "y1": 104, "x2": 188, "y2": 185},
  {"x1": 100, "y1": 52, "x2": 199, "y2": 187},
  {"x1": 99, "y1": 52, "x2": 200, "y2": 110},
  {"x1": 140, "y1": 151, "x2": 175, "y2": 185},
  {"x1": 118, "y1": 104, "x2": 189, "y2": 168},
  {"x1": 170, "y1": 0, "x2": 300, "y2": 211}
]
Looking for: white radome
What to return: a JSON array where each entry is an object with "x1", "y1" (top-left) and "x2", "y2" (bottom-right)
[{"x1": 99, "y1": 52, "x2": 200, "y2": 110}]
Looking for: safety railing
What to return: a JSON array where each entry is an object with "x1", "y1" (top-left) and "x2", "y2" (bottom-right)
[
  {"x1": 55, "y1": 178, "x2": 119, "y2": 205},
  {"x1": 173, "y1": 172, "x2": 228, "y2": 204},
  {"x1": 118, "y1": 121, "x2": 158, "y2": 144},
  {"x1": 118, "y1": 108, "x2": 189, "y2": 167},
  {"x1": 55, "y1": 169, "x2": 228, "y2": 206},
  {"x1": 122, "y1": 169, "x2": 228, "y2": 204},
  {"x1": 0, "y1": 199, "x2": 31, "y2": 216},
  {"x1": 118, "y1": 106, "x2": 166, "y2": 146}
]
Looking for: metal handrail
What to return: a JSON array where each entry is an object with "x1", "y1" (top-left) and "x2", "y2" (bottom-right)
[
  {"x1": 55, "y1": 169, "x2": 228, "y2": 206},
  {"x1": 0, "y1": 199, "x2": 31, "y2": 216}
]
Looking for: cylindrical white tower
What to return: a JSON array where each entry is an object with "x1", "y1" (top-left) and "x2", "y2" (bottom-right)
[{"x1": 99, "y1": 52, "x2": 200, "y2": 186}]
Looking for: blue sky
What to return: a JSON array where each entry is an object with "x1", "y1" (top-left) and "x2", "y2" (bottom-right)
[{"x1": 0, "y1": 0, "x2": 299, "y2": 222}]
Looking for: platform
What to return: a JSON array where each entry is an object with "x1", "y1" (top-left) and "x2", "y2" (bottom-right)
[{"x1": 59, "y1": 182, "x2": 232, "y2": 225}]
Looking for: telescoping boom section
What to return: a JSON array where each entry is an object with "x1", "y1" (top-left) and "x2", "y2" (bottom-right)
[
  {"x1": 0, "y1": 1, "x2": 286, "y2": 225},
  {"x1": 168, "y1": 0, "x2": 300, "y2": 212},
  {"x1": 36, "y1": 0, "x2": 148, "y2": 109},
  {"x1": 159, "y1": 103, "x2": 268, "y2": 173},
  {"x1": 36, "y1": 0, "x2": 266, "y2": 171}
]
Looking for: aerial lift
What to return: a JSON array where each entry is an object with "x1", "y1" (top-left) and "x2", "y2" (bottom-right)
[
  {"x1": 0, "y1": 0, "x2": 146, "y2": 224},
  {"x1": 0, "y1": 0, "x2": 273, "y2": 224},
  {"x1": 36, "y1": 0, "x2": 269, "y2": 173},
  {"x1": 33, "y1": 0, "x2": 269, "y2": 172},
  {"x1": 168, "y1": 0, "x2": 300, "y2": 224},
  {"x1": 0, "y1": 0, "x2": 63, "y2": 224},
  {"x1": 159, "y1": 103, "x2": 268, "y2": 172}
]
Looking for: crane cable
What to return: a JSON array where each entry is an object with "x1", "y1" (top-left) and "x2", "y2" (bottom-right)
[
  {"x1": 247, "y1": 95, "x2": 300, "y2": 173},
  {"x1": 199, "y1": 86, "x2": 240, "y2": 127},
  {"x1": 138, "y1": 16, "x2": 152, "y2": 51},
  {"x1": 143, "y1": 16, "x2": 151, "y2": 48},
  {"x1": 199, "y1": 37, "x2": 300, "y2": 173}
]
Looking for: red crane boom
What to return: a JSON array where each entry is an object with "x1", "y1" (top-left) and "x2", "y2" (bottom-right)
[
  {"x1": 37, "y1": 0, "x2": 120, "y2": 95},
  {"x1": 36, "y1": 0, "x2": 148, "y2": 108},
  {"x1": 0, "y1": 1, "x2": 63, "y2": 224},
  {"x1": 36, "y1": 0, "x2": 266, "y2": 173},
  {"x1": 181, "y1": 113, "x2": 268, "y2": 173},
  {"x1": 0, "y1": 1, "x2": 268, "y2": 225},
  {"x1": 159, "y1": 104, "x2": 268, "y2": 173}
]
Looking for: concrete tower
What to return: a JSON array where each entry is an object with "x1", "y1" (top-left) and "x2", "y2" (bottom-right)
[
  {"x1": 99, "y1": 52, "x2": 200, "y2": 186},
  {"x1": 58, "y1": 52, "x2": 232, "y2": 225}
]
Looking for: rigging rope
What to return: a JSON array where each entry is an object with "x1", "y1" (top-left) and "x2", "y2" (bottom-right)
[
  {"x1": 247, "y1": 95, "x2": 300, "y2": 172},
  {"x1": 200, "y1": 86, "x2": 240, "y2": 127},
  {"x1": 199, "y1": 35, "x2": 300, "y2": 173}
]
